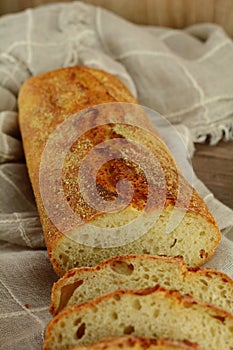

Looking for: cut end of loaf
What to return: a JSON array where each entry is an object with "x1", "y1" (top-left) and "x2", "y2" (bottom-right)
[{"x1": 51, "y1": 205, "x2": 220, "y2": 276}]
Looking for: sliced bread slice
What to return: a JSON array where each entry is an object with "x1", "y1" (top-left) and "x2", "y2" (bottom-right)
[
  {"x1": 50, "y1": 254, "x2": 233, "y2": 316},
  {"x1": 67, "y1": 336, "x2": 198, "y2": 350},
  {"x1": 43, "y1": 286, "x2": 233, "y2": 350}
]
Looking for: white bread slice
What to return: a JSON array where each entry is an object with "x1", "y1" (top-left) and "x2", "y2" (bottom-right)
[
  {"x1": 50, "y1": 254, "x2": 233, "y2": 316},
  {"x1": 43, "y1": 286, "x2": 233, "y2": 350},
  {"x1": 67, "y1": 336, "x2": 198, "y2": 350}
]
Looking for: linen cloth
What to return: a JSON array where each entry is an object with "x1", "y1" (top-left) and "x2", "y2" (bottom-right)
[{"x1": 0, "y1": 2, "x2": 233, "y2": 349}]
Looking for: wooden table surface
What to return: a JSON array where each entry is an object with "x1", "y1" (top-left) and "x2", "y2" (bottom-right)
[{"x1": 192, "y1": 140, "x2": 233, "y2": 209}]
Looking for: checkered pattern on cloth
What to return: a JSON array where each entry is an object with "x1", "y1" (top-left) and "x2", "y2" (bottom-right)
[{"x1": 0, "y1": 2, "x2": 233, "y2": 349}]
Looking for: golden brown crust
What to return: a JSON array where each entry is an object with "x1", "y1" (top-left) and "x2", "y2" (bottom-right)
[
  {"x1": 49, "y1": 284, "x2": 233, "y2": 325},
  {"x1": 49, "y1": 254, "x2": 233, "y2": 316},
  {"x1": 18, "y1": 67, "x2": 138, "y2": 265},
  {"x1": 46, "y1": 284, "x2": 233, "y2": 322},
  {"x1": 18, "y1": 66, "x2": 221, "y2": 275},
  {"x1": 67, "y1": 335, "x2": 198, "y2": 350},
  {"x1": 18, "y1": 67, "x2": 136, "y2": 268}
]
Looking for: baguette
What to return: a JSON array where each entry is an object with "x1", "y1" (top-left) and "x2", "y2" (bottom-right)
[
  {"x1": 50, "y1": 254, "x2": 233, "y2": 316},
  {"x1": 18, "y1": 66, "x2": 221, "y2": 276},
  {"x1": 43, "y1": 285, "x2": 233, "y2": 350},
  {"x1": 67, "y1": 336, "x2": 199, "y2": 350}
]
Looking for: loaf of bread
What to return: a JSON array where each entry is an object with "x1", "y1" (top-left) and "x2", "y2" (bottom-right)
[
  {"x1": 43, "y1": 285, "x2": 233, "y2": 350},
  {"x1": 67, "y1": 336, "x2": 198, "y2": 350},
  {"x1": 50, "y1": 254, "x2": 233, "y2": 316},
  {"x1": 18, "y1": 66, "x2": 221, "y2": 276}
]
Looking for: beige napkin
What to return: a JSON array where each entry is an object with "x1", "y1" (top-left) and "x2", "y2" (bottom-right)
[{"x1": 0, "y1": 2, "x2": 233, "y2": 349}]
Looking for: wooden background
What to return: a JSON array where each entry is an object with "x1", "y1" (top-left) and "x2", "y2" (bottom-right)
[
  {"x1": 1, "y1": 0, "x2": 233, "y2": 208},
  {"x1": 1, "y1": 0, "x2": 233, "y2": 38},
  {"x1": 193, "y1": 141, "x2": 233, "y2": 209}
]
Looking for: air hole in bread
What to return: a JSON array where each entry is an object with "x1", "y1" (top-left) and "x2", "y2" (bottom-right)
[
  {"x1": 58, "y1": 333, "x2": 62, "y2": 343},
  {"x1": 58, "y1": 280, "x2": 83, "y2": 313},
  {"x1": 110, "y1": 261, "x2": 134, "y2": 275},
  {"x1": 212, "y1": 315, "x2": 226, "y2": 323},
  {"x1": 220, "y1": 290, "x2": 227, "y2": 298},
  {"x1": 170, "y1": 238, "x2": 177, "y2": 248},
  {"x1": 210, "y1": 326, "x2": 215, "y2": 337},
  {"x1": 153, "y1": 309, "x2": 160, "y2": 317},
  {"x1": 123, "y1": 325, "x2": 135, "y2": 334},
  {"x1": 142, "y1": 265, "x2": 150, "y2": 272},
  {"x1": 113, "y1": 294, "x2": 121, "y2": 301},
  {"x1": 132, "y1": 299, "x2": 142, "y2": 310},
  {"x1": 74, "y1": 261, "x2": 79, "y2": 268},
  {"x1": 74, "y1": 318, "x2": 81, "y2": 326},
  {"x1": 58, "y1": 253, "x2": 69, "y2": 268},
  {"x1": 218, "y1": 284, "x2": 224, "y2": 290},
  {"x1": 199, "y1": 249, "x2": 208, "y2": 259},
  {"x1": 152, "y1": 276, "x2": 159, "y2": 283},
  {"x1": 76, "y1": 322, "x2": 86, "y2": 339},
  {"x1": 92, "y1": 306, "x2": 98, "y2": 314},
  {"x1": 111, "y1": 312, "x2": 118, "y2": 320},
  {"x1": 199, "y1": 279, "x2": 208, "y2": 287}
]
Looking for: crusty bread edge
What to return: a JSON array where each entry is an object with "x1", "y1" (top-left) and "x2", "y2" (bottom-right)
[
  {"x1": 44, "y1": 284, "x2": 233, "y2": 350},
  {"x1": 50, "y1": 254, "x2": 233, "y2": 316},
  {"x1": 67, "y1": 335, "x2": 198, "y2": 350}
]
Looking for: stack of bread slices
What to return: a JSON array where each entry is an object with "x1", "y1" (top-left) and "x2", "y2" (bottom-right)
[
  {"x1": 43, "y1": 254, "x2": 233, "y2": 350},
  {"x1": 18, "y1": 67, "x2": 233, "y2": 350}
]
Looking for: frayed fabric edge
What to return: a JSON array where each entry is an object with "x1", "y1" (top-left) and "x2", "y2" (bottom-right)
[{"x1": 193, "y1": 119, "x2": 233, "y2": 145}]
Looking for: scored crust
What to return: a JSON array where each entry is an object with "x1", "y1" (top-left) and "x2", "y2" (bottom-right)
[{"x1": 18, "y1": 66, "x2": 221, "y2": 276}]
